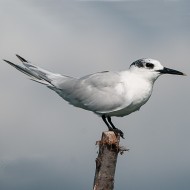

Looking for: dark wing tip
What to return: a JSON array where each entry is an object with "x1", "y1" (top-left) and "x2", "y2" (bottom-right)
[
  {"x1": 3, "y1": 59, "x2": 18, "y2": 68},
  {"x1": 3, "y1": 59, "x2": 12, "y2": 64},
  {"x1": 16, "y1": 54, "x2": 28, "y2": 63}
]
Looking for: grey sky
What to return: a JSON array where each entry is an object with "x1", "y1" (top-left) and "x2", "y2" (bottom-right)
[{"x1": 0, "y1": 0, "x2": 189, "y2": 190}]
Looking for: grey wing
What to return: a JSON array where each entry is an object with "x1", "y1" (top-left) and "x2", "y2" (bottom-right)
[{"x1": 55, "y1": 71, "x2": 131, "y2": 114}]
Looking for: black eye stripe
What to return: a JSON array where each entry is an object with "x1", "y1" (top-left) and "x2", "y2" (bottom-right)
[
  {"x1": 146, "y1": 63, "x2": 154, "y2": 69},
  {"x1": 130, "y1": 59, "x2": 155, "y2": 69}
]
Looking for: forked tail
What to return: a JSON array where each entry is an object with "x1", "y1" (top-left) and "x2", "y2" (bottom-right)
[{"x1": 3, "y1": 55, "x2": 63, "y2": 87}]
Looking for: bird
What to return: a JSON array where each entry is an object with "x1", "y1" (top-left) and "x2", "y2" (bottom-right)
[{"x1": 3, "y1": 55, "x2": 185, "y2": 138}]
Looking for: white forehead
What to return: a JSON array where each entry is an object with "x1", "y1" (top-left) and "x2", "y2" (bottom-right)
[
  {"x1": 143, "y1": 58, "x2": 161, "y2": 65},
  {"x1": 129, "y1": 58, "x2": 164, "y2": 72},
  {"x1": 144, "y1": 58, "x2": 163, "y2": 69}
]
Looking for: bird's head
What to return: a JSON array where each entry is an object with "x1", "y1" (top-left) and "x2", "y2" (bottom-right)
[{"x1": 129, "y1": 58, "x2": 185, "y2": 82}]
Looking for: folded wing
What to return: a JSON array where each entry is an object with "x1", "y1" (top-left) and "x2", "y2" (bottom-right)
[{"x1": 55, "y1": 71, "x2": 131, "y2": 114}]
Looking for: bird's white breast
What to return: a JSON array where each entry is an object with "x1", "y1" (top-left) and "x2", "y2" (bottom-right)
[{"x1": 107, "y1": 72, "x2": 153, "y2": 117}]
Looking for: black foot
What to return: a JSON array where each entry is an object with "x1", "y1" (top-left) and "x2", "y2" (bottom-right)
[
  {"x1": 112, "y1": 128, "x2": 124, "y2": 139},
  {"x1": 102, "y1": 115, "x2": 125, "y2": 139},
  {"x1": 108, "y1": 127, "x2": 124, "y2": 139}
]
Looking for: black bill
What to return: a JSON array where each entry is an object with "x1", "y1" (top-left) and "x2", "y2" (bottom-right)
[{"x1": 158, "y1": 67, "x2": 186, "y2": 76}]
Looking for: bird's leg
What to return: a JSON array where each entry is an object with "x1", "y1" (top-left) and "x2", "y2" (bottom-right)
[
  {"x1": 107, "y1": 116, "x2": 124, "y2": 139},
  {"x1": 102, "y1": 115, "x2": 113, "y2": 131}
]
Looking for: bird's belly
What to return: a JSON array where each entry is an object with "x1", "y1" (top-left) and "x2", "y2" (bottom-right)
[
  {"x1": 107, "y1": 103, "x2": 141, "y2": 117},
  {"x1": 107, "y1": 91, "x2": 151, "y2": 117}
]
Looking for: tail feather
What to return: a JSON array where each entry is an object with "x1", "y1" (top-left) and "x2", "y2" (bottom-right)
[
  {"x1": 3, "y1": 59, "x2": 41, "y2": 80},
  {"x1": 3, "y1": 55, "x2": 59, "y2": 87},
  {"x1": 16, "y1": 55, "x2": 64, "y2": 83},
  {"x1": 16, "y1": 54, "x2": 28, "y2": 63}
]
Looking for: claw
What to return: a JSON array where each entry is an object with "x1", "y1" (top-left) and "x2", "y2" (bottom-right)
[{"x1": 113, "y1": 128, "x2": 125, "y2": 139}]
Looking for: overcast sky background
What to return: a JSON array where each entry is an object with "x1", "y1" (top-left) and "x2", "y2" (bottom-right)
[{"x1": 0, "y1": 0, "x2": 190, "y2": 190}]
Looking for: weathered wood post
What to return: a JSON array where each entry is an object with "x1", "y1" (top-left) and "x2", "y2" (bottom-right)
[{"x1": 93, "y1": 131, "x2": 127, "y2": 190}]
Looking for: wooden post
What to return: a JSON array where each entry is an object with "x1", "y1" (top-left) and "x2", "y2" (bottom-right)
[{"x1": 93, "y1": 131, "x2": 121, "y2": 190}]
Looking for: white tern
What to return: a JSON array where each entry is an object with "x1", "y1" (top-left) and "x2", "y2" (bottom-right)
[{"x1": 4, "y1": 55, "x2": 185, "y2": 138}]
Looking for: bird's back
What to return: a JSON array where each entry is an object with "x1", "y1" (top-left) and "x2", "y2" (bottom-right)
[{"x1": 52, "y1": 71, "x2": 131, "y2": 114}]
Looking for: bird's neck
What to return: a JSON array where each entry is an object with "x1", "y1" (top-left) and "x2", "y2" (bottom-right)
[{"x1": 120, "y1": 71, "x2": 154, "y2": 104}]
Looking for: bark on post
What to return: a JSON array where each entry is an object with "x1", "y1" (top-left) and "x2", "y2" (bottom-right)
[{"x1": 93, "y1": 131, "x2": 120, "y2": 190}]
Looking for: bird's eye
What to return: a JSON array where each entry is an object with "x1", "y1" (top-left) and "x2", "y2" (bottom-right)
[{"x1": 146, "y1": 63, "x2": 154, "y2": 69}]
